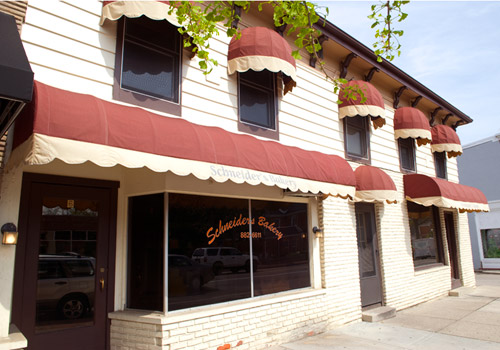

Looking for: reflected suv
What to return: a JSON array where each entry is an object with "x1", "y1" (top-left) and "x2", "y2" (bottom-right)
[
  {"x1": 192, "y1": 247, "x2": 258, "y2": 275},
  {"x1": 37, "y1": 255, "x2": 95, "y2": 319}
]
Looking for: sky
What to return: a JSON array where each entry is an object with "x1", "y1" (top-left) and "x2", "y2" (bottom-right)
[{"x1": 323, "y1": 0, "x2": 500, "y2": 145}]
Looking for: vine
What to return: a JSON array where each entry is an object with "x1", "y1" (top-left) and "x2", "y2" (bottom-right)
[{"x1": 169, "y1": 1, "x2": 409, "y2": 100}]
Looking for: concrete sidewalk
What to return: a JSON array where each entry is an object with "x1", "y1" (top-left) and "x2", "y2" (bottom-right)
[{"x1": 271, "y1": 272, "x2": 500, "y2": 350}]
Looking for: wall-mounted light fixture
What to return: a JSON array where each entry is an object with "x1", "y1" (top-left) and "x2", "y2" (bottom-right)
[
  {"x1": 1, "y1": 223, "x2": 18, "y2": 245},
  {"x1": 312, "y1": 226, "x2": 323, "y2": 238}
]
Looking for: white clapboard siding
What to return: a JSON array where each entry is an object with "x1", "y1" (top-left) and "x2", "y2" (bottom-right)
[
  {"x1": 280, "y1": 133, "x2": 341, "y2": 156},
  {"x1": 23, "y1": 42, "x2": 113, "y2": 85},
  {"x1": 60, "y1": 0, "x2": 103, "y2": 16},
  {"x1": 22, "y1": 25, "x2": 114, "y2": 69},
  {"x1": 24, "y1": 6, "x2": 116, "y2": 52},
  {"x1": 182, "y1": 90, "x2": 238, "y2": 124},
  {"x1": 182, "y1": 78, "x2": 236, "y2": 112},
  {"x1": 28, "y1": 0, "x2": 101, "y2": 31},
  {"x1": 181, "y1": 64, "x2": 237, "y2": 96},
  {"x1": 279, "y1": 125, "x2": 343, "y2": 155},
  {"x1": 279, "y1": 102, "x2": 339, "y2": 136},
  {"x1": 181, "y1": 106, "x2": 237, "y2": 131},
  {"x1": 29, "y1": 63, "x2": 113, "y2": 98}
]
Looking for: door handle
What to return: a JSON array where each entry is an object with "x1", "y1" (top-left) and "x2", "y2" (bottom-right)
[{"x1": 100, "y1": 278, "x2": 105, "y2": 290}]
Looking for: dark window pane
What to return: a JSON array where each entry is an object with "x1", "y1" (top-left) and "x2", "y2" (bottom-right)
[
  {"x1": 72, "y1": 231, "x2": 87, "y2": 240},
  {"x1": 345, "y1": 116, "x2": 368, "y2": 158},
  {"x1": 37, "y1": 197, "x2": 98, "y2": 332},
  {"x1": 399, "y1": 138, "x2": 416, "y2": 171},
  {"x1": 122, "y1": 17, "x2": 180, "y2": 102},
  {"x1": 481, "y1": 229, "x2": 500, "y2": 258},
  {"x1": 251, "y1": 200, "x2": 310, "y2": 296},
  {"x1": 408, "y1": 202, "x2": 440, "y2": 267},
  {"x1": 239, "y1": 70, "x2": 276, "y2": 130},
  {"x1": 124, "y1": 16, "x2": 178, "y2": 52},
  {"x1": 168, "y1": 194, "x2": 250, "y2": 311},
  {"x1": 127, "y1": 194, "x2": 164, "y2": 311},
  {"x1": 434, "y1": 152, "x2": 447, "y2": 179}
]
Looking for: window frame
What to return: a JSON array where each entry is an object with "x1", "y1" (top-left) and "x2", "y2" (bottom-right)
[
  {"x1": 398, "y1": 137, "x2": 416, "y2": 173},
  {"x1": 126, "y1": 192, "x2": 313, "y2": 313},
  {"x1": 237, "y1": 71, "x2": 279, "y2": 141},
  {"x1": 344, "y1": 115, "x2": 371, "y2": 164},
  {"x1": 407, "y1": 202, "x2": 445, "y2": 270},
  {"x1": 114, "y1": 17, "x2": 182, "y2": 116},
  {"x1": 434, "y1": 151, "x2": 447, "y2": 179}
]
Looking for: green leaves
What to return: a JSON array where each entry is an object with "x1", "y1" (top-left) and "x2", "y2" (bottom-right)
[
  {"x1": 369, "y1": 1, "x2": 409, "y2": 62},
  {"x1": 168, "y1": 1, "x2": 407, "y2": 99}
]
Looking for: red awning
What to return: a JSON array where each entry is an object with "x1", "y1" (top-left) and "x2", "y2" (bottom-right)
[
  {"x1": 227, "y1": 26, "x2": 297, "y2": 94},
  {"x1": 354, "y1": 165, "x2": 397, "y2": 203},
  {"x1": 431, "y1": 125, "x2": 462, "y2": 158},
  {"x1": 100, "y1": 1, "x2": 180, "y2": 26},
  {"x1": 393, "y1": 107, "x2": 431, "y2": 146},
  {"x1": 404, "y1": 174, "x2": 488, "y2": 213},
  {"x1": 338, "y1": 80, "x2": 386, "y2": 129},
  {"x1": 11, "y1": 82, "x2": 356, "y2": 198}
]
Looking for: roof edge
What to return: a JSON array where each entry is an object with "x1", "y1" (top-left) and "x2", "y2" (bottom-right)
[{"x1": 315, "y1": 21, "x2": 473, "y2": 125}]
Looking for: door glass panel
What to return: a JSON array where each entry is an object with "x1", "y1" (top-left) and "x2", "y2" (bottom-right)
[
  {"x1": 36, "y1": 197, "x2": 98, "y2": 333},
  {"x1": 356, "y1": 212, "x2": 376, "y2": 278}
]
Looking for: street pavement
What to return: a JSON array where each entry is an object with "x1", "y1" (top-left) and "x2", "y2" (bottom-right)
[{"x1": 270, "y1": 272, "x2": 500, "y2": 349}]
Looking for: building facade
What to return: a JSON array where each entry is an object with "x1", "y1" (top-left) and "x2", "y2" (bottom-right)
[
  {"x1": 0, "y1": 1, "x2": 489, "y2": 350},
  {"x1": 458, "y1": 134, "x2": 500, "y2": 270}
]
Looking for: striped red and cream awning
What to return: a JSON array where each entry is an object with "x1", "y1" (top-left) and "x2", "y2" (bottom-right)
[
  {"x1": 431, "y1": 124, "x2": 462, "y2": 158},
  {"x1": 404, "y1": 174, "x2": 488, "y2": 213},
  {"x1": 393, "y1": 107, "x2": 431, "y2": 146},
  {"x1": 338, "y1": 80, "x2": 386, "y2": 129},
  {"x1": 227, "y1": 26, "x2": 297, "y2": 94},
  {"x1": 353, "y1": 165, "x2": 397, "y2": 203},
  {"x1": 100, "y1": 1, "x2": 180, "y2": 26},
  {"x1": 12, "y1": 82, "x2": 356, "y2": 198}
]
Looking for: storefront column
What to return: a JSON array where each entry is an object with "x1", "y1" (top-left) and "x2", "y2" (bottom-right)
[{"x1": 0, "y1": 165, "x2": 23, "y2": 338}]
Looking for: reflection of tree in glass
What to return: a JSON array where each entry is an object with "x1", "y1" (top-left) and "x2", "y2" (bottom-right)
[{"x1": 42, "y1": 206, "x2": 98, "y2": 217}]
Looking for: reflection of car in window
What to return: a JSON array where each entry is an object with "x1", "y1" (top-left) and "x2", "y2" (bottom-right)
[
  {"x1": 168, "y1": 255, "x2": 214, "y2": 295},
  {"x1": 37, "y1": 255, "x2": 95, "y2": 320},
  {"x1": 192, "y1": 247, "x2": 258, "y2": 275}
]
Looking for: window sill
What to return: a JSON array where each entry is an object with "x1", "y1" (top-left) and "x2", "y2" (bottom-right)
[
  {"x1": 414, "y1": 263, "x2": 447, "y2": 275},
  {"x1": 109, "y1": 288, "x2": 326, "y2": 325},
  {"x1": 346, "y1": 155, "x2": 371, "y2": 165},
  {"x1": 238, "y1": 121, "x2": 279, "y2": 141}
]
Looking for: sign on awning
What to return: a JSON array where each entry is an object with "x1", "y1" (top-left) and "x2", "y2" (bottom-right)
[{"x1": 12, "y1": 82, "x2": 356, "y2": 199}]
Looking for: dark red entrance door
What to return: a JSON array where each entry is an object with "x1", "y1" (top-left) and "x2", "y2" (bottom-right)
[{"x1": 13, "y1": 174, "x2": 118, "y2": 350}]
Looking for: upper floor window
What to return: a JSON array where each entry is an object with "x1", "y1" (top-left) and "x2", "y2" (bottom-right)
[
  {"x1": 398, "y1": 138, "x2": 416, "y2": 172},
  {"x1": 344, "y1": 115, "x2": 370, "y2": 162},
  {"x1": 434, "y1": 152, "x2": 447, "y2": 179},
  {"x1": 238, "y1": 70, "x2": 278, "y2": 140},
  {"x1": 114, "y1": 17, "x2": 181, "y2": 115}
]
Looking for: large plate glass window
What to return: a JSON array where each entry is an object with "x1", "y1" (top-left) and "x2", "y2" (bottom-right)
[
  {"x1": 407, "y1": 202, "x2": 444, "y2": 268},
  {"x1": 127, "y1": 193, "x2": 310, "y2": 312}
]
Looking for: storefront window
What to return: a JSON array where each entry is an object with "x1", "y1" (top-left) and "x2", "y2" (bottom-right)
[
  {"x1": 407, "y1": 202, "x2": 443, "y2": 267},
  {"x1": 127, "y1": 193, "x2": 310, "y2": 312},
  {"x1": 481, "y1": 229, "x2": 500, "y2": 258}
]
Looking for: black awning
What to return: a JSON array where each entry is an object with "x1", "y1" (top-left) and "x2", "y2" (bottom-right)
[{"x1": 0, "y1": 11, "x2": 34, "y2": 136}]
